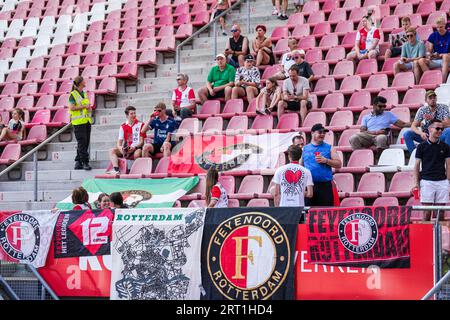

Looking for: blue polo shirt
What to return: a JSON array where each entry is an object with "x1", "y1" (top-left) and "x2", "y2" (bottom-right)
[
  {"x1": 428, "y1": 30, "x2": 450, "y2": 54},
  {"x1": 361, "y1": 111, "x2": 398, "y2": 131}
]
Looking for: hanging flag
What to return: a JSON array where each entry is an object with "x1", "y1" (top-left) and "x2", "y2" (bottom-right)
[
  {"x1": 0, "y1": 210, "x2": 59, "y2": 268},
  {"x1": 201, "y1": 207, "x2": 301, "y2": 300},
  {"x1": 55, "y1": 177, "x2": 199, "y2": 210},
  {"x1": 306, "y1": 206, "x2": 411, "y2": 268},
  {"x1": 53, "y1": 209, "x2": 114, "y2": 258},
  {"x1": 110, "y1": 208, "x2": 206, "y2": 300},
  {"x1": 169, "y1": 132, "x2": 298, "y2": 174}
]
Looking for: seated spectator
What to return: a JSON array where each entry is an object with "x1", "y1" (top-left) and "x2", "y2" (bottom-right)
[
  {"x1": 224, "y1": 24, "x2": 250, "y2": 68},
  {"x1": 108, "y1": 106, "x2": 145, "y2": 174},
  {"x1": 417, "y1": 17, "x2": 450, "y2": 83},
  {"x1": 273, "y1": 39, "x2": 299, "y2": 80},
  {"x1": 213, "y1": 0, "x2": 232, "y2": 36},
  {"x1": 292, "y1": 49, "x2": 314, "y2": 82},
  {"x1": 205, "y1": 167, "x2": 228, "y2": 208},
  {"x1": 198, "y1": 54, "x2": 236, "y2": 104},
  {"x1": 347, "y1": 15, "x2": 381, "y2": 61},
  {"x1": 165, "y1": 109, "x2": 181, "y2": 128},
  {"x1": 277, "y1": 67, "x2": 310, "y2": 124},
  {"x1": 349, "y1": 96, "x2": 410, "y2": 150},
  {"x1": 109, "y1": 192, "x2": 128, "y2": 209},
  {"x1": 0, "y1": 108, "x2": 25, "y2": 142},
  {"x1": 404, "y1": 90, "x2": 450, "y2": 154},
  {"x1": 252, "y1": 25, "x2": 274, "y2": 67},
  {"x1": 230, "y1": 54, "x2": 260, "y2": 101},
  {"x1": 95, "y1": 193, "x2": 110, "y2": 209},
  {"x1": 0, "y1": 114, "x2": 5, "y2": 131},
  {"x1": 142, "y1": 103, "x2": 178, "y2": 158},
  {"x1": 72, "y1": 187, "x2": 92, "y2": 210},
  {"x1": 393, "y1": 27, "x2": 426, "y2": 84},
  {"x1": 385, "y1": 17, "x2": 414, "y2": 60},
  {"x1": 256, "y1": 77, "x2": 282, "y2": 115},
  {"x1": 172, "y1": 73, "x2": 196, "y2": 120}
]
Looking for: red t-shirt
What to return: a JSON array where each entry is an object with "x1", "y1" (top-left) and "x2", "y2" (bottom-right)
[
  {"x1": 210, "y1": 183, "x2": 228, "y2": 208},
  {"x1": 118, "y1": 119, "x2": 146, "y2": 148}
]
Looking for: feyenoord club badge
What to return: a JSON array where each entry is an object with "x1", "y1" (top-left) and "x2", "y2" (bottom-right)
[{"x1": 338, "y1": 213, "x2": 378, "y2": 254}]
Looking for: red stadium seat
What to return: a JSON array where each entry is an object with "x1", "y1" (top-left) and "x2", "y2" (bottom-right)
[
  {"x1": 0, "y1": 144, "x2": 21, "y2": 165},
  {"x1": 299, "y1": 111, "x2": 326, "y2": 132},
  {"x1": 390, "y1": 107, "x2": 410, "y2": 124},
  {"x1": 341, "y1": 32, "x2": 357, "y2": 49},
  {"x1": 333, "y1": 173, "x2": 355, "y2": 197},
  {"x1": 347, "y1": 90, "x2": 371, "y2": 112},
  {"x1": 417, "y1": 0, "x2": 436, "y2": 16},
  {"x1": 338, "y1": 75, "x2": 362, "y2": 95},
  {"x1": 1, "y1": 83, "x2": 19, "y2": 97},
  {"x1": 21, "y1": 82, "x2": 38, "y2": 96},
  {"x1": 415, "y1": 70, "x2": 443, "y2": 90},
  {"x1": 273, "y1": 39, "x2": 290, "y2": 56},
  {"x1": 393, "y1": 3, "x2": 413, "y2": 16},
  {"x1": 119, "y1": 158, "x2": 153, "y2": 179},
  {"x1": 176, "y1": 118, "x2": 200, "y2": 136},
  {"x1": 318, "y1": 34, "x2": 338, "y2": 49},
  {"x1": 307, "y1": 11, "x2": 325, "y2": 26},
  {"x1": 324, "y1": 46, "x2": 346, "y2": 64},
  {"x1": 321, "y1": 93, "x2": 345, "y2": 112},
  {"x1": 380, "y1": 15, "x2": 399, "y2": 32},
  {"x1": 391, "y1": 72, "x2": 415, "y2": 91},
  {"x1": 338, "y1": 149, "x2": 374, "y2": 173},
  {"x1": 195, "y1": 100, "x2": 220, "y2": 120},
  {"x1": 328, "y1": 8, "x2": 347, "y2": 24},
  {"x1": 398, "y1": 88, "x2": 426, "y2": 110},
  {"x1": 340, "y1": 197, "x2": 365, "y2": 207},
  {"x1": 349, "y1": 172, "x2": 385, "y2": 198},
  {"x1": 145, "y1": 156, "x2": 170, "y2": 178},
  {"x1": 356, "y1": 59, "x2": 378, "y2": 78},
  {"x1": 202, "y1": 117, "x2": 223, "y2": 134},
  {"x1": 276, "y1": 113, "x2": 299, "y2": 132},
  {"x1": 305, "y1": 48, "x2": 323, "y2": 64},
  {"x1": 322, "y1": 0, "x2": 340, "y2": 13},
  {"x1": 337, "y1": 129, "x2": 360, "y2": 152},
  {"x1": 311, "y1": 62, "x2": 330, "y2": 78},
  {"x1": 313, "y1": 77, "x2": 335, "y2": 95},
  {"x1": 313, "y1": 22, "x2": 331, "y2": 38},
  {"x1": 380, "y1": 57, "x2": 399, "y2": 76},
  {"x1": 292, "y1": 24, "x2": 310, "y2": 39},
  {"x1": 181, "y1": 175, "x2": 206, "y2": 200},
  {"x1": 271, "y1": 26, "x2": 289, "y2": 42},
  {"x1": 383, "y1": 171, "x2": 415, "y2": 197},
  {"x1": 48, "y1": 108, "x2": 70, "y2": 127},
  {"x1": 229, "y1": 175, "x2": 264, "y2": 200},
  {"x1": 19, "y1": 125, "x2": 47, "y2": 146},
  {"x1": 26, "y1": 109, "x2": 51, "y2": 128},
  {"x1": 303, "y1": 0, "x2": 320, "y2": 14},
  {"x1": 96, "y1": 77, "x2": 117, "y2": 95},
  {"x1": 247, "y1": 199, "x2": 270, "y2": 207},
  {"x1": 373, "y1": 197, "x2": 399, "y2": 206},
  {"x1": 226, "y1": 115, "x2": 249, "y2": 134},
  {"x1": 287, "y1": 13, "x2": 305, "y2": 28},
  {"x1": 222, "y1": 99, "x2": 244, "y2": 117},
  {"x1": 298, "y1": 35, "x2": 316, "y2": 50},
  {"x1": 378, "y1": 89, "x2": 399, "y2": 107},
  {"x1": 218, "y1": 175, "x2": 235, "y2": 194},
  {"x1": 365, "y1": 74, "x2": 388, "y2": 93},
  {"x1": 250, "y1": 115, "x2": 273, "y2": 132},
  {"x1": 416, "y1": 25, "x2": 433, "y2": 41},
  {"x1": 188, "y1": 200, "x2": 206, "y2": 208},
  {"x1": 176, "y1": 23, "x2": 194, "y2": 39},
  {"x1": 332, "y1": 60, "x2": 354, "y2": 79},
  {"x1": 96, "y1": 159, "x2": 128, "y2": 178},
  {"x1": 0, "y1": 97, "x2": 15, "y2": 111},
  {"x1": 328, "y1": 110, "x2": 353, "y2": 132},
  {"x1": 16, "y1": 96, "x2": 34, "y2": 111}
]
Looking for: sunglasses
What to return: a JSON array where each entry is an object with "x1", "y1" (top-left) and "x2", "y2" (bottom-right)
[
  {"x1": 407, "y1": 34, "x2": 415, "y2": 38},
  {"x1": 432, "y1": 127, "x2": 444, "y2": 131},
  {"x1": 378, "y1": 104, "x2": 387, "y2": 108},
  {"x1": 155, "y1": 109, "x2": 162, "y2": 113},
  {"x1": 293, "y1": 56, "x2": 301, "y2": 59},
  {"x1": 231, "y1": 29, "x2": 238, "y2": 32},
  {"x1": 176, "y1": 78, "x2": 183, "y2": 81}
]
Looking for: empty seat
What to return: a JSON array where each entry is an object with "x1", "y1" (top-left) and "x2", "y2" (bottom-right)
[
  {"x1": 338, "y1": 75, "x2": 362, "y2": 95},
  {"x1": 19, "y1": 125, "x2": 47, "y2": 146},
  {"x1": 300, "y1": 112, "x2": 326, "y2": 131},
  {"x1": 226, "y1": 116, "x2": 249, "y2": 133},
  {"x1": 313, "y1": 22, "x2": 331, "y2": 37},
  {"x1": 321, "y1": 93, "x2": 345, "y2": 112},
  {"x1": 391, "y1": 72, "x2": 415, "y2": 91},
  {"x1": 318, "y1": 34, "x2": 338, "y2": 49},
  {"x1": 347, "y1": 90, "x2": 371, "y2": 111},
  {"x1": 176, "y1": 118, "x2": 200, "y2": 136},
  {"x1": 333, "y1": 60, "x2": 354, "y2": 79},
  {"x1": 229, "y1": 175, "x2": 264, "y2": 200},
  {"x1": 305, "y1": 48, "x2": 323, "y2": 64},
  {"x1": 328, "y1": 110, "x2": 353, "y2": 131},
  {"x1": 222, "y1": 99, "x2": 244, "y2": 116},
  {"x1": 48, "y1": 108, "x2": 70, "y2": 127},
  {"x1": 120, "y1": 158, "x2": 153, "y2": 178},
  {"x1": 311, "y1": 62, "x2": 330, "y2": 78},
  {"x1": 0, "y1": 143, "x2": 21, "y2": 165},
  {"x1": 349, "y1": 172, "x2": 385, "y2": 198},
  {"x1": 399, "y1": 88, "x2": 426, "y2": 109},
  {"x1": 276, "y1": 113, "x2": 299, "y2": 132},
  {"x1": 390, "y1": 107, "x2": 410, "y2": 124},
  {"x1": 292, "y1": 24, "x2": 310, "y2": 39},
  {"x1": 373, "y1": 197, "x2": 399, "y2": 206},
  {"x1": 378, "y1": 89, "x2": 399, "y2": 107},
  {"x1": 340, "y1": 197, "x2": 365, "y2": 207},
  {"x1": 313, "y1": 77, "x2": 335, "y2": 95},
  {"x1": 202, "y1": 117, "x2": 223, "y2": 134},
  {"x1": 338, "y1": 149, "x2": 374, "y2": 173},
  {"x1": 333, "y1": 173, "x2": 355, "y2": 197},
  {"x1": 298, "y1": 36, "x2": 316, "y2": 50},
  {"x1": 188, "y1": 200, "x2": 207, "y2": 208},
  {"x1": 416, "y1": 70, "x2": 443, "y2": 90},
  {"x1": 196, "y1": 100, "x2": 220, "y2": 120},
  {"x1": 382, "y1": 171, "x2": 415, "y2": 197},
  {"x1": 356, "y1": 59, "x2": 378, "y2": 78},
  {"x1": 27, "y1": 109, "x2": 51, "y2": 127},
  {"x1": 250, "y1": 115, "x2": 273, "y2": 132},
  {"x1": 271, "y1": 26, "x2": 289, "y2": 42},
  {"x1": 247, "y1": 199, "x2": 270, "y2": 207}
]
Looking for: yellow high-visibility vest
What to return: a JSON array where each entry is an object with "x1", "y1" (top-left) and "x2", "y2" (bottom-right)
[{"x1": 69, "y1": 90, "x2": 92, "y2": 125}]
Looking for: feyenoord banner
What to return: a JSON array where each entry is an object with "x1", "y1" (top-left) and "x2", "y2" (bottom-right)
[
  {"x1": 53, "y1": 209, "x2": 114, "y2": 258},
  {"x1": 0, "y1": 210, "x2": 59, "y2": 268},
  {"x1": 169, "y1": 133, "x2": 298, "y2": 174},
  {"x1": 307, "y1": 206, "x2": 411, "y2": 268},
  {"x1": 201, "y1": 207, "x2": 300, "y2": 300},
  {"x1": 110, "y1": 208, "x2": 206, "y2": 300},
  {"x1": 56, "y1": 177, "x2": 199, "y2": 210}
]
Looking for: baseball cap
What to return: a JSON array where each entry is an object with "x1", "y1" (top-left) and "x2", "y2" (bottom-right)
[
  {"x1": 311, "y1": 123, "x2": 329, "y2": 132},
  {"x1": 298, "y1": 49, "x2": 306, "y2": 55},
  {"x1": 426, "y1": 90, "x2": 437, "y2": 98},
  {"x1": 245, "y1": 54, "x2": 255, "y2": 61},
  {"x1": 215, "y1": 53, "x2": 226, "y2": 60}
]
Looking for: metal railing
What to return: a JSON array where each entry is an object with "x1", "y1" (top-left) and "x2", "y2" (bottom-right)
[
  {"x1": 422, "y1": 271, "x2": 450, "y2": 300},
  {"x1": 0, "y1": 124, "x2": 71, "y2": 201},
  {"x1": 176, "y1": 0, "x2": 251, "y2": 73}
]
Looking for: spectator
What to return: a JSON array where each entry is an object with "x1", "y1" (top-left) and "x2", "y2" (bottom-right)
[
  {"x1": 301, "y1": 123, "x2": 342, "y2": 206},
  {"x1": 294, "y1": 0, "x2": 307, "y2": 13},
  {"x1": 224, "y1": 24, "x2": 250, "y2": 68},
  {"x1": 198, "y1": 54, "x2": 236, "y2": 104},
  {"x1": 109, "y1": 192, "x2": 128, "y2": 209},
  {"x1": 385, "y1": 17, "x2": 414, "y2": 60},
  {"x1": 95, "y1": 193, "x2": 110, "y2": 209},
  {"x1": 413, "y1": 119, "x2": 450, "y2": 220},
  {"x1": 230, "y1": 54, "x2": 260, "y2": 101},
  {"x1": 252, "y1": 25, "x2": 274, "y2": 67},
  {"x1": 273, "y1": 39, "x2": 299, "y2": 80},
  {"x1": 417, "y1": 17, "x2": 450, "y2": 83},
  {"x1": 0, "y1": 114, "x2": 5, "y2": 131},
  {"x1": 277, "y1": 67, "x2": 310, "y2": 124},
  {"x1": 349, "y1": 96, "x2": 410, "y2": 150},
  {"x1": 275, "y1": 0, "x2": 288, "y2": 20},
  {"x1": 213, "y1": 0, "x2": 232, "y2": 36},
  {"x1": 0, "y1": 108, "x2": 25, "y2": 142},
  {"x1": 292, "y1": 49, "x2": 314, "y2": 81},
  {"x1": 172, "y1": 73, "x2": 196, "y2": 120},
  {"x1": 165, "y1": 108, "x2": 181, "y2": 128},
  {"x1": 68, "y1": 76, "x2": 92, "y2": 171},
  {"x1": 142, "y1": 103, "x2": 178, "y2": 158},
  {"x1": 108, "y1": 106, "x2": 145, "y2": 175},
  {"x1": 347, "y1": 15, "x2": 381, "y2": 61},
  {"x1": 292, "y1": 135, "x2": 305, "y2": 148},
  {"x1": 255, "y1": 77, "x2": 282, "y2": 115},
  {"x1": 404, "y1": 90, "x2": 450, "y2": 154},
  {"x1": 72, "y1": 187, "x2": 92, "y2": 210},
  {"x1": 393, "y1": 27, "x2": 426, "y2": 84},
  {"x1": 205, "y1": 167, "x2": 228, "y2": 208}
]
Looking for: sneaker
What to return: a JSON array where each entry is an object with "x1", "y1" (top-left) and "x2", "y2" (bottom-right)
[
  {"x1": 272, "y1": 9, "x2": 278, "y2": 15},
  {"x1": 83, "y1": 163, "x2": 92, "y2": 171},
  {"x1": 107, "y1": 169, "x2": 120, "y2": 175},
  {"x1": 279, "y1": 14, "x2": 288, "y2": 20},
  {"x1": 74, "y1": 161, "x2": 83, "y2": 170},
  {"x1": 222, "y1": 31, "x2": 227, "y2": 36}
]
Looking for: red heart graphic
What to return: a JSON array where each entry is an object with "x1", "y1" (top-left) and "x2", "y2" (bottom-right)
[{"x1": 285, "y1": 170, "x2": 302, "y2": 184}]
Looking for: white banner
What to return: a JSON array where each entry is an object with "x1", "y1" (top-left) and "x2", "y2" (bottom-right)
[{"x1": 110, "y1": 208, "x2": 206, "y2": 300}]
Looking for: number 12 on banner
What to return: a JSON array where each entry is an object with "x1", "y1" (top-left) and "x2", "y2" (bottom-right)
[{"x1": 80, "y1": 217, "x2": 109, "y2": 245}]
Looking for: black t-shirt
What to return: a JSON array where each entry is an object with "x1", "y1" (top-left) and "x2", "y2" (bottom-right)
[
  {"x1": 415, "y1": 139, "x2": 450, "y2": 181},
  {"x1": 229, "y1": 35, "x2": 249, "y2": 58},
  {"x1": 293, "y1": 61, "x2": 314, "y2": 79}
]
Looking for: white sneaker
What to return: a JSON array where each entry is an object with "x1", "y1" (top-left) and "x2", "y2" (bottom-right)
[
  {"x1": 107, "y1": 169, "x2": 120, "y2": 175},
  {"x1": 272, "y1": 9, "x2": 278, "y2": 15}
]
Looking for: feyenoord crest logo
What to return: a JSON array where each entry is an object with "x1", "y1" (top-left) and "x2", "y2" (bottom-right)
[
  {"x1": 207, "y1": 212, "x2": 290, "y2": 300},
  {"x1": 338, "y1": 213, "x2": 378, "y2": 254},
  {"x1": 0, "y1": 213, "x2": 40, "y2": 261}
]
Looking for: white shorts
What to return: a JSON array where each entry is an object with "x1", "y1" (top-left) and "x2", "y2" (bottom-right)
[
  {"x1": 420, "y1": 179, "x2": 449, "y2": 204},
  {"x1": 429, "y1": 59, "x2": 450, "y2": 69}
]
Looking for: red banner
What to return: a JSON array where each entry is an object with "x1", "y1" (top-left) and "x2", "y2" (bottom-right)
[
  {"x1": 296, "y1": 224, "x2": 434, "y2": 300},
  {"x1": 306, "y1": 206, "x2": 411, "y2": 268}
]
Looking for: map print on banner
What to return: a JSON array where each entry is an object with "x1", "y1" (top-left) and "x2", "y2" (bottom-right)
[{"x1": 110, "y1": 208, "x2": 206, "y2": 300}]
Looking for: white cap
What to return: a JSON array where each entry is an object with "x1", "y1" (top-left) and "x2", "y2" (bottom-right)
[
  {"x1": 298, "y1": 49, "x2": 306, "y2": 55},
  {"x1": 215, "y1": 53, "x2": 226, "y2": 60}
]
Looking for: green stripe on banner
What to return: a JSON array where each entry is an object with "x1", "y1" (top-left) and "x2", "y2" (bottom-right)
[{"x1": 56, "y1": 177, "x2": 199, "y2": 210}]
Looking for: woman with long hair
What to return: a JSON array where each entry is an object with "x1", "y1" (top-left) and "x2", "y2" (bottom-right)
[
  {"x1": 255, "y1": 77, "x2": 282, "y2": 115},
  {"x1": 205, "y1": 167, "x2": 228, "y2": 208},
  {"x1": 72, "y1": 187, "x2": 92, "y2": 210},
  {"x1": 0, "y1": 108, "x2": 25, "y2": 142},
  {"x1": 95, "y1": 193, "x2": 110, "y2": 209}
]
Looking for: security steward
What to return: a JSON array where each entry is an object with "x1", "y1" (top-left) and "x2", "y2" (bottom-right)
[{"x1": 69, "y1": 76, "x2": 92, "y2": 170}]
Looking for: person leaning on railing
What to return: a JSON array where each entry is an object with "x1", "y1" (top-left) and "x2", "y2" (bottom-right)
[{"x1": 68, "y1": 76, "x2": 92, "y2": 171}]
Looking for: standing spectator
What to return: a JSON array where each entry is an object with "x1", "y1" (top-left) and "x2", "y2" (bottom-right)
[
  {"x1": 95, "y1": 193, "x2": 110, "y2": 209},
  {"x1": 301, "y1": 123, "x2": 342, "y2": 206},
  {"x1": 212, "y1": 0, "x2": 232, "y2": 36},
  {"x1": 255, "y1": 77, "x2": 282, "y2": 115},
  {"x1": 273, "y1": 145, "x2": 313, "y2": 207},
  {"x1": 198, "y1": 54, "x2": 236, "y2": 104},
  {"x1": 72, "y1": 187, "x2": 92, "y2": 210},
  {"x1": 413, "y1": 119, "x2": 450, "y2": 220},
  {"x1": 277, "y1": 67, "x2": 310, "y2": 124},
  {"x1": 292, "y1": 135, "x2": 305, "y2": 148},
  {"x1": 349, "y1": 96, "x2": 410, "y2": 150},
  {"x1": 275, "y1": 0, "x2": 289, "y2": 20},
  {"x1": 108, "y1": 106, "x2": 145, "y2": 175},
  {"x1": 273, "y1": 39, "x2": 299, "y2": 80},
  {"x1": 172, "y1": 73, "x2": 196, "y2": 120},
  {"x1": 346, "y1": 15, "x2": 381, "y2": 61},
  {"x1": 224, "y1": 24, "x2": 250, "y2": 68},
  {"x1": 68, "y1": 76, "x2": 92, "y2": 170},
  {"x1": 385, "y1": 17, "x2": 414, "y2": 60},
  {"x1": 417, "y1": 17, "x2": 450, "y2": 83},
  {"x1": 230, "y1": 54, "x2": 260, "y2": 101},
  {"x1": 292, "y1": 49, "x2": 314, "y2": 81},
  {"x1": 142, "y1": 103, "x2": 178, "y2": 158},
  {"x1": 109, "y1": 192, "x2": 128, "y2": 209},
  {"x1": 404, "y1": 90, "x2": 450, "y2": 154},
  {"x1": 205, "y1": 167, "x2": 228, "y2": 208},
  {"x1": 0, "y1": 108, "x2": 25, "y2": 142},
  {"x1": 252, "y1": 25, "x2": 274, "y2": 67},
  {"x1": 393, "y1": 27, "x2": 426, "y2": 84}
]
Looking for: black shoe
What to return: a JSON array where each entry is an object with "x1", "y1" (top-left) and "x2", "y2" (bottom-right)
[
  {"x1": 83, "y1": 163, "x2": 92, "y2": 171},
  {"x1": 74, "y1": 162, "x2": 83, "y2": 170},
  {"x1": 280, "y1": 14, "x2": 288, "y2": 20}
]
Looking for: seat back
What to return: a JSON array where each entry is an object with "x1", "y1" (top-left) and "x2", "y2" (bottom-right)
[
  {"x1": 378, "y1": 148, "x2": 405, "y2": 166},
  {"x1": 347, "y1": 149, "x2": 374, "y2": 167},
  {"x1": 237, "y1": 175, "x2": 264, "y2": 194},
  {"x1": 340, "y1": 197, "x2": 365, "y2": 207},
  {"x1": 357, "y1": 172, "x2": 385, "y2": 192},
  {"x1": 0, "y1": 143, "x2": 21, "y2": 161},
  {"x1": 373, "y1": 197, "x2": 399, "y2": 206},
  {"x1": 334, "y1": 173, "x2": 354, "y2": 193},
  {"x1": 388, "y1": 171, "x2": 414, "y2": 192},
  {"x1": 129, "y1": 158, "x2": 152, "y2": 174}
]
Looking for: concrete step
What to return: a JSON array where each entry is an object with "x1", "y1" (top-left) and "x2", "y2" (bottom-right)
[
  {"x1": 0, "y1": 179, "x2": 83, "y2": 192},
  {"x1": 23, "y1": 169, "x2": 105, "y2": 182},
  {"x1": 0, "y1": 190, "x2": 71, "y2": 202},
  {"x1": 49, "y1": 149, "x2": 112, "y2": 162},
  {"x1": 0, "y1": 201, "x2": 57, "y2": 211},
  {"x1": 18, "y1": 160, "x2": 110, "y2": 171},
  {"x1": 45, "y1": 141, "x2": 113, "y2": 152}
]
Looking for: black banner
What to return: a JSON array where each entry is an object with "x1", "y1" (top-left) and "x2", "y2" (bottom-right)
[
  {"x1": 201, "y1": 207, "x2": 301, "y2": 300},
  {"x1": 53, "y1": 209, "x2": 114, "y2": 258}
]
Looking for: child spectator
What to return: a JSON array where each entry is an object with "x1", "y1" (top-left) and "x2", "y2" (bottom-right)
[
  {"x1": 72, "y1": 187, "x2": 92, "y2": 210},
  {"x1": 273, "y1": 39, "x2": 299, "y2": 80},
  {"x1": 255, "y1": 77, "x2": 282, "y2": 115},
  {"x1": 0, "y1": 108, "x2": 25, "y2": 142},
  {"x1": 205, "y1": 167, "x2": 228, "y2": 208}
]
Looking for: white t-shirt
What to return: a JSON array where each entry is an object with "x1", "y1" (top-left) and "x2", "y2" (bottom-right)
[
  {"x1": 210, "y1": 183, "x2": 228, "y2": 208},
  {"x1": 281, "y1": 52, "x2": 296, "y2": 75},
  {"x1": 282, "y1": 76, "x2": 310, "y2": 96},
  {"x1": 273, "y1": 163, "x2": 313, "y2": 207}
]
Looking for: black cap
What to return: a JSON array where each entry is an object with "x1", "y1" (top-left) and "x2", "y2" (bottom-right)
[
  {"x1": 245, "y1": 54, "x2": 255, "y2": 61},
  {"x1": 311, "y1": 123, "x2": 329, "y2": 132}
]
